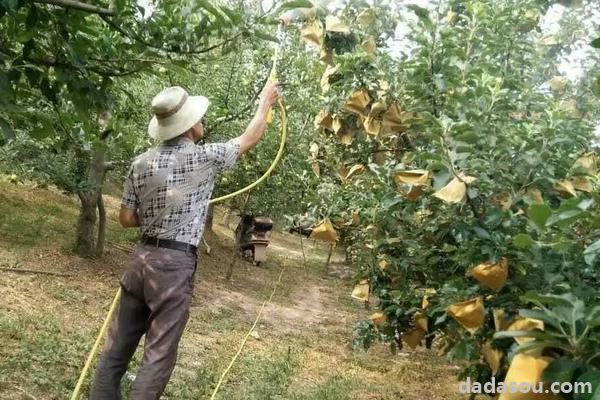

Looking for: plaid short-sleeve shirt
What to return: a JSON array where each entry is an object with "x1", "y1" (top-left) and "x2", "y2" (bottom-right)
[{"x1": 121, "y1": 136, "x2": 241, "y2": 246}]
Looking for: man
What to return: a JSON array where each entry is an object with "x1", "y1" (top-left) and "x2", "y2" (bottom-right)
[{"x1": 89, "y1": 80, "x2": 280, "y2": 399}]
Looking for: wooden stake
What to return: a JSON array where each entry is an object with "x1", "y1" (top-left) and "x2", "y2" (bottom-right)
[
  {"x1": 225, "y1": 255, "x2": 237, "y2": 282},
  {"x1": 325, "y1": 243, "x2": 334, "y2": 270},
  {"x1": 227, "y1": 190, "x2": 252, "y2": 281},
  {"x1": 299, "y1": 235, "x2": 307, "y2": 271},
  {"x1": 0, "y1": 267, "x2": 73, "y2": 277}
]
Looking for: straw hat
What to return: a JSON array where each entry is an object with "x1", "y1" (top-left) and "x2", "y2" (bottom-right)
[{"x1": 148, "y1": 86, "x2": 209, "y2": 142}]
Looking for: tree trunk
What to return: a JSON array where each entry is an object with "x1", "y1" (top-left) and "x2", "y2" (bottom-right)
[
  {"x1": 76, "y1": 192, "x2": 98, "y2": 256},
  {"x1": 96, "y1": 192, "x2": 106, "y2": 256},
  {"x1": 75, "y1": 144, "x2": 107, "y2": 257},
  {"x1": 225, "y1": 255, "x2": 237, "y2": 282},
  {"x1": 222, "y1": 204, "x2": 233, "y2": 228}
]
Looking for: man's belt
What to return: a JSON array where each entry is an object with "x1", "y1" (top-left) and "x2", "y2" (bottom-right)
[{"x1": 141, "y1": 236, "x2": 197, "y2": 256}]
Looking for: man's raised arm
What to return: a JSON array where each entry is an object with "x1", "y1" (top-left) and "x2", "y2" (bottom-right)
[{"x1": 238, "y1": 80, "x2": 280, "y2": 154}]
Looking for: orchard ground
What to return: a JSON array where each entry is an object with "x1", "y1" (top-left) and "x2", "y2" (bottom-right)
[{"x1": 0, "y1": 177, "x2": 470, "y2": 400}]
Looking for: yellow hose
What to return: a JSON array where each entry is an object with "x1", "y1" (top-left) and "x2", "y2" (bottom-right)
[
  {"x1": 212, "y1": 23, "x2": 285, "y2": 205},
  {"x1": 70, "y1": 97, "x2": 288, "y2": 400},
  {"x1": 209, "y1": 260, "x2": 287, "y2": 400},
  {"x1": 210, "y1": 98, "x2": 287, "y2": 203},
  {"x1": 70, "y1": 288, "x2": 122, "y2": 400}
]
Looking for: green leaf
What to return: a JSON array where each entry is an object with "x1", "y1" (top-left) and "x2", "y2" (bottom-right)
[
  {"x1": 432, "y1": 170, "x2": 451, "y2": 190},
  {"x1": 519, "y1": 309, "x2": 562, "y2": 329},
  {"x1": 220, "y1": 7, "x2": 242, "y2": 24},
  {"x1": 253, "y1": 30, "x2": 279, "y2": 43},
  {"x1": 542, "y1": 357, "x2": 586, "y2": 386},
  {"x1": 16, "y1": 30, "x2": 33, "y2": 43},
  {"x1": 577, "y1": 198, "x2": 595, "y2": 211},
  {"x1": 527, "y1": 204, "x2": 552, "y2": 229},
  {"x1": 513, "y1": 233, "x2": 535, "y2": 249},
  {"x1": 574, "y1": 370, "x2": 600, "y2": 400},
  {"x1": 196, "y1": 0, "x2": 227, "y2": 24},
  {"x1": 515, "y1": 340, "x2": 570, "y2": 356},
  {"x1": 40, "y1": 78, "x2": 57, "y2": 103},
  {"x1": 493, "y1": 330, "x2": 547, "y2": 341},
  {"x1": 30, "y1": 126, "x2": 50, "y2": 139},
  {"x1": 406, "y1": 5, "x2": 429, "y2": 20},
  {"x1": 382, "y1": 195, "x2": 402, "y2": 209},
  {"x1": 584, "y1": 239, "x2": 600, "y2": 266},
  {"x1": 551, "y1": 240, "x2": 575, "y2": 252},
  {"x1": 546, "y1": 198, "x2": 593, "y2": 226},
  {"x1": 407, "y1": 5, "x2": 434, "y2": 31},
  {"x1": 520, "y1": 291, "x2": 575, "y2": 308},
  {"x1": 547, "y1": 208, "x2": 584, "y2": 226},
  {"x1": 448, "y1": 337, "x2": 478, "y2": 360},
  {"x1": 0, "y1": 117, "x2": 15, "y2": 140},
  {"x1": 163, "y1": 63, "x2": 193, "y2": 77},
  {"x1": 570, "y1": 300, "x2": 586, "y2": 322},
  {"x1": 434, "y1": 313, "x2": 447, "y2": 325},
  {"x1": 472, "y1": 227, "x2": 490, "y2": 239},
  {"x1": 456, "y1": 131, "x2": 479, "y2": 144},
  {"x1": 586, "y1": 306, "x2": 600, "y2": 328},
  {"x1": 0, "y1": 71, "x2": 10, "y2": 97},
  {"x1": 591, "y1": 38, "x2": 600, "y2": 49},
  {"x1": 277, "y1": 0, "x2": 314, "y2": 11}
]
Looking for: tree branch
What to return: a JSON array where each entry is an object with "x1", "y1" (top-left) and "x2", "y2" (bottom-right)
[
  {"x1": 224, "y1": 52, "x2": 241, "y2": 108},
  {"x1": 24, "y1": 56, "x2": 144, "y2": 77},
  {"x1": 205, "y1": 73, "x2": 270, "y2": 135},
  {"x1": 99, "y1": 14, "x2": 245, "y2": 55},
  {"x1": 33, "y1": 0, "x2": 114, "y2": 16},
  {"x1": 52, "y1": 103, "x2": 70, "y2": 136}
]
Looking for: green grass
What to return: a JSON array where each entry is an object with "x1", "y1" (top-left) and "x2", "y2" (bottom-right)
[
  {"x1": 201, "y1": 307, "x2": 248, "y2": 334},
  {"x1": 164, "y1": 345, "x2": 297, "y2": 400},
  {"x1": 107, "y1": 222, "x2": 140, "y2": 245},
  {"x1": 289, "y1": 376, "x2": 355, "y2": 400},
  {"x1": 0, "y1": 191, "x2": 75, "y2": 248},
  {"x1": 232, "y1": 347, "x2": 296, "y2": 399},
  {"x1": 0, "y1": 316, "x2": 349, "y2": 400},
  {"x1": 50, "y1": 283, "x2": 81, "y2": 302},
  {"x1": 0, "y1": 313, "x2": 93, "y2": 399},
  {"x1": 0, "y1": 181, "x2": 140, "y2": 251}
]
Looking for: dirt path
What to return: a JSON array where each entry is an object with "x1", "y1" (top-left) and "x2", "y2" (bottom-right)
[{"x1": 195, "y1": 279, "x2": 328, "y2": 335}]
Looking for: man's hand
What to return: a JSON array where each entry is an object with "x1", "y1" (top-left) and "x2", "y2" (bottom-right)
[
  {"x1": 258, "y1": 80, "x2": 280, "y2": 110},
  {"x1": 119, "y1": 207, "x2": 140, "y2": 228},
  {"x1": 238, "y1": 80, "x2": 281, "y2": 154}
]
